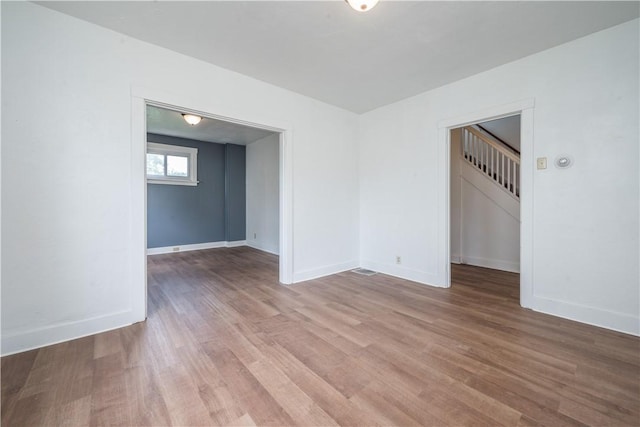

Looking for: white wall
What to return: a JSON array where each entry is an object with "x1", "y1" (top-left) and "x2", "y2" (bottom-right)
[
  {"x1": 246, "y1": 134, "x2": 280, "y2": 255},
  {"x1": 1, "y1": 2, "x2": 359, "y2": 355},
  {"x1": 457, "y1": 178, "x2": 520, "y2": 273},
  {"x1": 450, "y1": 132, "x2": 520, "y2": 273},
  {"x1": 360, "y1": 19, "x2": 639, "y2": 335}
]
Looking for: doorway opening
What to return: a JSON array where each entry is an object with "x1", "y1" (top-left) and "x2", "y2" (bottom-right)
[
  {"x1": 130, "y1": 92, "x2": 294, "y2": 322},
  {"x1": 145, "y1": 104, "x2": 280, "y2": 255},
  {"x1": 438, "y1": 98, "x2": 535, "y2": 308},
  {"x1": 449, "y1": 115, "x2": 521, "y2": 296}
]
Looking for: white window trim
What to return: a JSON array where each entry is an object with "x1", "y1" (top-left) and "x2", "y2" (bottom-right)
[{"x1": 147, "y1": 142, "x2": 198, "y2": 186}]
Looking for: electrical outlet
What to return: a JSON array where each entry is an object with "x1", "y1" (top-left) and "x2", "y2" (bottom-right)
[
  {"x1": 537, "y1": 157, "x2": 547, "y2": 170},
  {"x1": 254, "y1": 233, "x2": 257, "y2": 239},
  {"x1": 396, "y1": 256, "x2": 401, "y2": 264},
  {"x1": 172, "y1": 247, "x2": 180, "y2": 252}
]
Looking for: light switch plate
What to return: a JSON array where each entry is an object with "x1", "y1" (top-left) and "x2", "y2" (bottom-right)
[{"x1": 537, "y1": 157, "x2": 547, "y2": 170}]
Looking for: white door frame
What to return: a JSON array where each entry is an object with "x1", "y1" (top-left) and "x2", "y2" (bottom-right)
[
  {"x1": 130, "y1": 86, "x2": 294, "y2": 322},
  {"x1": 437, "y1": 98, "x2": 535, "y2": 308}
]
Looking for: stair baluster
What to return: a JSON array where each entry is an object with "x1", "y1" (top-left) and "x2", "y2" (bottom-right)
[{"x1": 460, "y1": 126, "x2": 520, "y2": 200}]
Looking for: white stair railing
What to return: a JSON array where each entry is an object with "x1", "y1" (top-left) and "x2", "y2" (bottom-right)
[{"x1": 461, "y1": 126, "x2": 520, "y2": 199}]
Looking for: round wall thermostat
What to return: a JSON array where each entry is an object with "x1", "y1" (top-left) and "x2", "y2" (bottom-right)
[{"x1": 555, "y1": 155, "x2": 572, "y2": 169}]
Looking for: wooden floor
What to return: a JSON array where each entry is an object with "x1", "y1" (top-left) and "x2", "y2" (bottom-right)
[{"x1": 2, "y1": 247, "x2": 639, "y2": 426}]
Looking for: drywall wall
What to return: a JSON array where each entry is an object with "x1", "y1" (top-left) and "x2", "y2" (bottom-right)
[
  {"x1": 147, "y1": 134, "x2": 225, "y2": 248},
  {"x1": 246, "y1": 134, "x2": 280, "y2": 255},
  {"x1": 224, "y1": 144, "x2": 246, "y2": 242},
  {"x1": 450, "y1": 134, "x2": 520, "y2": 272},
  {"x1": 458, "y1": 178, "x2": 520, "y2": 273},
  {"x1": 1, "y1": 2, "x2": 359, "y2": 354},
  {"x1": 359, "y1": 19, "x2": 639, "y2": 334}
]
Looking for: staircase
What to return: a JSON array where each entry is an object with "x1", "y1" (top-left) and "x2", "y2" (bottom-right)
[
  {"x1": 461, "y1": 126, "x2": 520, "y2": 199},
  {"x1": 451, "y1": 126, "x2": 521, "y2": 273}
]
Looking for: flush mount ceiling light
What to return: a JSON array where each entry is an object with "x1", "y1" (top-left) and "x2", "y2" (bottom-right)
[
  {"x1": 345, "y1": 0, "x2": 379, "y2": 12},
  {"x1": 182, "y1": 114, "x2": 202, "y2": 126}
]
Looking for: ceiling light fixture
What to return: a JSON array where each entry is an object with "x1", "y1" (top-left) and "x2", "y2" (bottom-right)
[
  {"x1": 182, "y1": 114, "x2": 202, "y2": 126},
  {"x1": 345, "y1": 0, "x2": 379, "y2": 12}
]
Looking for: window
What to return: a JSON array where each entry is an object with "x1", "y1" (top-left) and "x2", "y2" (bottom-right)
[{"x1": 146, "y1": 142, "x2": 198, "y2": 186}]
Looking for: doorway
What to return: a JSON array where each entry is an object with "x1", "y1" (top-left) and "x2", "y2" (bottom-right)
[
  {"x1": 449, "y1": 115, "x2": 521, "y2": 276},
  {"x1": 130, "y1": 91, "x2": 294, "y2": 322},
  {"x1": 437, "y1": 99, "x2": 534, "y2": 309},
  {"x1": 145, "y1": 105, "x2": 279, "y2": 255}
]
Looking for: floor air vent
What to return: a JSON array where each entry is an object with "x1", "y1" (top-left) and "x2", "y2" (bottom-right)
[{"x1": 351, "y1": 268, "x2": 377, "y2": 276}]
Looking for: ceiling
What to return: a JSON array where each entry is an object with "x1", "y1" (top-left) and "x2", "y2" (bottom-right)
[
  {"x1": 39, "y1": 1, "x2": 639, "y2": 113},
  {"x1": 147, "y1": 105, "x2": 277, "y2": 145},
  {"x1": 479, "y1": 115, "x2": 521, "y2": 152}
]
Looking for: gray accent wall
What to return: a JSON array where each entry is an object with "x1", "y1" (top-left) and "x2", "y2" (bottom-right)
[
  {"x1": 147, "y1": 133, "x2": 245, "y2": 248},
  {"x1": 225, "y1": 144, "x2": 246, "y2": 242}
]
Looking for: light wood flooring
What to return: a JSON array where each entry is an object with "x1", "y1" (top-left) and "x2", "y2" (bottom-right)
[{"x1": 2, "y1": 247, "x2": 639, "y2": 426}]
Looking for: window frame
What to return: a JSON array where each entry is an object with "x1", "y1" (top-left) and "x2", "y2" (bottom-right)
[{"x1": 146, "y1": 142, "x2": 198, "y2": 186}]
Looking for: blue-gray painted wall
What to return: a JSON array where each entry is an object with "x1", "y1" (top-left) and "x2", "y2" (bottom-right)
[
  {"x1": 225, "y1": 144, "x2": 246, "y2": 242},
  {"x1": 146, "y1": 133, "x2": 246, "y2": 248}
]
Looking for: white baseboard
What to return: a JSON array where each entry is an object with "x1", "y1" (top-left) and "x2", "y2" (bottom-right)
[
  {"x1": 293, "y1": 260, "x2": 359, "y2": 283},
  {"x1": 450, "y1": 254, "x2": 462, "y2": 264},
  {"x1": 147, "y1": 240, "x2": 246, "y2": 255},
  {"x1": 246, "y1": 241, "x2": 279, "y2": 255},
  {"x1": 360, "y1": 260, "x2": 444, "y2": 288},
  {"x1": 530, "y1": 296, "x2": 639, "y2": 337},
  {"x1": 359, "y1": 259, "x2": 636, "y2": 336},
  {"x1": 459, "y1": 256, "x2": 520, "y2": 273},
  {"x1": 1, "y1": 310, "x2": 136, "y2": 356}
]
